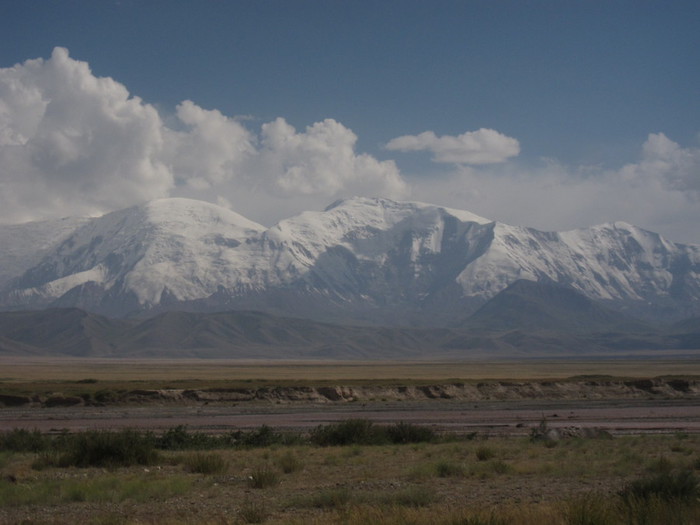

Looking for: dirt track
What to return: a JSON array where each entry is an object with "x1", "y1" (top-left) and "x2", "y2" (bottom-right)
[{"x1": 2, "y1": 398, "x2": 699, "y2": 436}]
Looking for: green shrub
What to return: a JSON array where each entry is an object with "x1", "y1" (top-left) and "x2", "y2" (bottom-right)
[
  {"x1": 59, "y1": 430, "x2": 158, "y2": 468},
  {"x1": 386, "y1": 422, "x2": 435, "y2": 444},
  {"x1": 94, "y1": 389, "x2": 119, "y2": 403},
  {"x1": 157, "y1": 425, "x2": 221, "y2": 450},
  {"x1": 234, "y1": 425, "x2": 282, "y2": 448},
  {"x1": 620, "y1": 468, "x2": 699, "y2": 504},
  {"x1": 31, "y1": 450, "x2": 61, "y2": 470},
  {"x1": 310, "y1": 419, "x2": 387, "y2": 446},
  {"x1": 0, "y1": 428, "x2": 49, "y2": 452}
]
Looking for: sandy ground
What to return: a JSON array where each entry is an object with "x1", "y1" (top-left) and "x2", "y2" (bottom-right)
[{"x1": 2, "y1": 398, "x2": 699, "y2": 436}]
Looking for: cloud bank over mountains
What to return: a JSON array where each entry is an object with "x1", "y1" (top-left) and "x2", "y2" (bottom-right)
[{"x1": 1, "y1": 48, "x2": 699, "y2": 243}]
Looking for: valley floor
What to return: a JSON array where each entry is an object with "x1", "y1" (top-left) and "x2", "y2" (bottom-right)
[
  {"x1": 1, "y1": 432, "x2": 699, "y2": 524},
  {"x1": 1, "y1": 358, "x2": 700, "y2": 523}
]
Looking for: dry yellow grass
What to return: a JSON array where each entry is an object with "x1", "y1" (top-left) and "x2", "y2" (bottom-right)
[{"x1": 2, "y1": 356, "x2": 699, "y2": 384}]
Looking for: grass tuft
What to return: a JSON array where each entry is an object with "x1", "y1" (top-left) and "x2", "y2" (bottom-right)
[
  {"x1": 436, "y1": 460, "x2": 466, "y2": 477},
  {"x1": 238, "y1": 499, "x2": 269, "y2": 523},
  {"x1": 248, "y1": 464, "x2": 280, "y2": 489},
  {"x1": 475, "y1": 446, "x2": 495, "y2": 461},
  {"x1": 275, "y1": 450, "x2": 303, "y2": 474},
  {"x1": 182, "y1": 452, "x2": 228, "y2": 474}
]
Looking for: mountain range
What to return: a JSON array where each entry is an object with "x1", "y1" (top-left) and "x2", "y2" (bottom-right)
[
  {"x1": 1, "y1": 197, "x2": 699, "y2": 325},
  {"x1": 0, "y1": 280, "x2": 696, "y2": 358},
  {"x1": 0, "y1": 196, "x2": 698, "y2": 358}
]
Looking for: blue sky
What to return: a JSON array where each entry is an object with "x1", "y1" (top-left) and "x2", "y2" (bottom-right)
[{"x1": 1, "y1": 1, "x2": 699, "y2": 242}]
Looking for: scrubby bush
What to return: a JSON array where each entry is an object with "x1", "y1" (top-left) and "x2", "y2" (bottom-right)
[
  {"x1": 620, "y1": 468, "x2": 699, "y2": 504},
  {"x1": 233, "y1": 425, "x2": 282, "y2": 447},
  {"x1": 156, "y1": 425, "x2": 222, "y2": 450},
  {"x1": 59, "y1": 430, "x2": 158, "y2": 468},
  {"x1": 310, "y1": 419, "x2": 387, "y2": 446},
  {"x1": 309, "y1": 419, "x2": 437, "y2": 447},
  {"x1": 0, "y1": 428, "x2": 49, "y2": 452},
  {"x1": 386, "y1": 422, "x2": 435, "y2": 444}
]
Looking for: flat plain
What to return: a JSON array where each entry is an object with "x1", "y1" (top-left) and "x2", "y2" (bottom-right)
[{"x1": 1, "y1": 357, "x2": 700, "y2": 524}]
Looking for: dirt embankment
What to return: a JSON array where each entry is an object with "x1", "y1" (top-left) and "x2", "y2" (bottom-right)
[{"x1": 1, "y1": 378, "x2": 697, "y2": 408}]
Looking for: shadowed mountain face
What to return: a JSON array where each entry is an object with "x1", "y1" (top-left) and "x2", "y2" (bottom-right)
[
  {"x1": 464, "y1": 279, "x2": 649, "y2": 333},
  {"x1": 1, "y1": 197, "x2": 699, "y2": 326},
  {"x1": 0, "y1": 286, "x2": 696, "y2": 359}
]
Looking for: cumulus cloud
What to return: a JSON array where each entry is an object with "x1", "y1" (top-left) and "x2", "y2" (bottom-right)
[
  {"x1": 619, "y1": 132, "x2": 700, "y2": 195},
  {"x1": 386, "y1": 128, "x2": 520, "y2": 164},
  {"x1": 0, "y1": 48, "x2": 408, "y2": 225},
  {"x1": 253, "y1": 117, "x2": 407, "y2": 197},
  {"x1": 166, "y1": 100, "x2": 254, "y2": 189},
  {"x1": 0, "y1": 47, "x2": 172, "y2": 222},
  {"x1": 1, "y1": 48, "x2": 698, "y2": 244}
]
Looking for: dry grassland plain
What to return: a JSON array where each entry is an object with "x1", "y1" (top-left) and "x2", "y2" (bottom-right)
[
  {"x1": 1, "y1": 357, "x2": 700, "y2": 524},
  {"x1": 3, "y1": 357, "x2": 700, "y2": 383}
]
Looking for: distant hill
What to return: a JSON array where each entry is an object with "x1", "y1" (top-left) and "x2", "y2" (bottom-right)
[
  {"x1": 0, "y1": 304, "x2": 697, "y2": 359},
  {"x1": 464, "y1": 279, "x2": 650, "y2": 333},
  {"x1": 0, "y1": 308, "x2": 132, "y2": 356}
]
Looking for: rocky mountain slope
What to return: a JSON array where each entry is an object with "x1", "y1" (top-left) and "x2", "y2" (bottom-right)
[
  {"x1": 0, "y1": 280, "x2": 696, "y2": 359},
  {"x1": 1, "y1": 197, "x2": 699, "y2": 325}
]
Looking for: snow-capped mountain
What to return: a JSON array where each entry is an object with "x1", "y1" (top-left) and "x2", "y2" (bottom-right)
[
  {"x1": 0, "y1": 216, "x2": 90, "y2": 289},
  {"x1": 1, "y1": 197, "x2": 699, "y2": 324}
]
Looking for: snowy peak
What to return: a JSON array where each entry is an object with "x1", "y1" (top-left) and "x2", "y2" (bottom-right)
[
  {"x1": 0, "y1": 216, "x2": 90, "y2": 288},
  {"x1": 5, "y1": 198, "x2": 267, "y2": 311},
  {"x1": 142, "y1": 198, "x2": 265, "y2": 235},
  {"x1": 1, "y1": 197, "x2": 699, "y2": 323}
]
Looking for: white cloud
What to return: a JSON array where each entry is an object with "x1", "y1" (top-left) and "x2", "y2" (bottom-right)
[
  {"x1": 0, "y1": 48, "x2": 408, "y2": 225},
  {"x1": 410, "y1": 134, "x2": 700, "y2": 244},
  {"x1": 0, "y1": 48, "x2": 698, "y2": 244},
  {"x1": 386, "y1": 128, "x2": 520, "y2": 164},
  {"x1": 253, "y1": 117, "x2": 408, "y2": 198},
  {"x1": 619, "y1": 132, "x2": 700, "y2": 195},
  {"x1": 167, "y1": 100, "x2": 254, "y2": 189},
  {"x1": 0, "y1": 47, "x2": 173, "y2": 222}
]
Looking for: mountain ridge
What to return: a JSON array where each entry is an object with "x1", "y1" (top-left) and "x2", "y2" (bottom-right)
[
  {"x1": 1, "y1": 197, "x2": 699, "y2": 325},
  {"x1": 0, "y1": 281, "x2": 696, "y2": 359}
]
